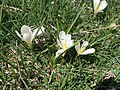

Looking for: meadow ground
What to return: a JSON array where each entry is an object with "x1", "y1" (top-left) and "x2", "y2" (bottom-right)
[{"x1": 0, "y1": 0, "x2": 120, "y2": 89}]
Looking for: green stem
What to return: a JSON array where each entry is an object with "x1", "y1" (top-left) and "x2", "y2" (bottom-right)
[
  {"x1": 0, "y1": 0, "x2": 4, "y2": 22},
  {"x1": 67, "y1": 4, "x2": 85, "y2": 34}
]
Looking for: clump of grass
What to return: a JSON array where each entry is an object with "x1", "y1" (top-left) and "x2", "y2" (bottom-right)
[{"x1": 0, "y1": 0, "x2": 120, "y2": 89}]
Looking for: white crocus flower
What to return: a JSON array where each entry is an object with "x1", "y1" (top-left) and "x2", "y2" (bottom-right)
[
  {"x1": 15, "y1": 25, "x2": 45, "y2": 47},
  {"x1": 75, "y1": 41, "x2": 95, "y2": 55},
  {"x1": 93, "y1": 0, "x2": 108, "y2": 16},
  {"x1": 56, "y1": 31, "x2": 74, "y2": 57}
]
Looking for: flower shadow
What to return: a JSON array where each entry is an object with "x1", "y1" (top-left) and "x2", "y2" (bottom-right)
[
  {"x1": 64, "y1": 47, "x2": 97, "y2": 64},
  {"x1": 80, "y1": 55, "x2": 97, "y2": 64}
]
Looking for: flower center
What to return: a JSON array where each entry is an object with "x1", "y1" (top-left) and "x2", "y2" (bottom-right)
[
  {"x1": 79, "y1": 47, "x2": 84, "y2": 53},
  {"x1": 63, "y1": 43, "x2": 68, "y2": 49},
  {"x1": 96, "y1": 5, "x2": 99, "y2": 11}
]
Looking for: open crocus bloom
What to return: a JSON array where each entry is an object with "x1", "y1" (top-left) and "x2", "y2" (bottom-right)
[
  {"x1": 75, "y1": 41, "x2": 95, "y2": 55},
  {"x1": 15, "y1": 25, "x2": 45, "y2": 45},
  {"x1": 93, "y1": 0, "x2": 108, "y2": 16},
  {"x1": 56, "y1": 31, "x2": 74, "y2": 57}
]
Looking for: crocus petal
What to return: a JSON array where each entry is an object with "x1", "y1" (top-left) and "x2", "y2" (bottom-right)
[
  {"x1": 21, "y1": 25, "x2": 31, "y2": 35},
  {"x1": 61, "y1": 34, "x2": 73, "y2": 50},
  {"x1": 93, "y1": 0, "x2": 100, "y2": 10},
  {"x1": 65, "y1": 34, "x2": 71, "y2": 42},
  {"x1": 59, "y1": 31, "x2": 66, "y2": 40},
  {"x1": 79, "y1": 48, "x2": 95, "y2": 55},
  {"x1": 57, "y1": 31, "x2": 74, "y2": 51},
  {"x1": 98, "y1": 0, "x2": 108, "y2": 11},
  {"x1": 58, "y1": 31, "x2": 67, "y2": 49},
  {"x1": 31, "y1": 26, "x2": 45, "y2": 41},
  {"x1": 75, "y1": 43, "x2": 80, "y2": 53},
  {"x1": 57, "y1": 39, "x2": 63, "y2": 48},
  {"x1": 81, "y1": 41, "x2": 89, "y2": 51},
  {"x1": 31, "y1": 28, "x2": 38, "y2": 40},
  {"x1": 37, "y1": 26, "x2": 45, "y2": 35},
  {"x1": 68, "y1": 40, "x2": 74, "y2": 48},
  {"x1": 15, "y1": 31, "x2": 23, "y2": 40},
  {"x1": 23, "y1": 32, "x2": 32, "y2": 44},
  {"x1": 64, "y1": 34, "x2": 72, "y2": 48},
  {"x1": 56, "y1": 49, "x2": 65, "y2": 58}
]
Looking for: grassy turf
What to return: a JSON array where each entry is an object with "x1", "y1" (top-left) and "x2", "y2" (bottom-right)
[{"x1": 0, "y1": 0, "x2": 120, "y2": 89}]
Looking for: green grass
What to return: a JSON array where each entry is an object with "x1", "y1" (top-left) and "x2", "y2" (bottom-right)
[{"x1": 0, "y1": 0, "x2": 120, "y2": 89}]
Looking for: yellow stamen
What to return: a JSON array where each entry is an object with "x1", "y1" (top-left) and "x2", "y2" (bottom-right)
[
  {"x1": 96, "y1": 4, "x2": 99, "y2": 11},
  {"x1": 79, "y1": 48, "x2": 84, "y2": 53},
  {"x1": 63, "y1": 44, "x2": 68, "y2": 49},
  {"x1": 94, "y1": 4, "x2": 100, "y2": 16}
]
